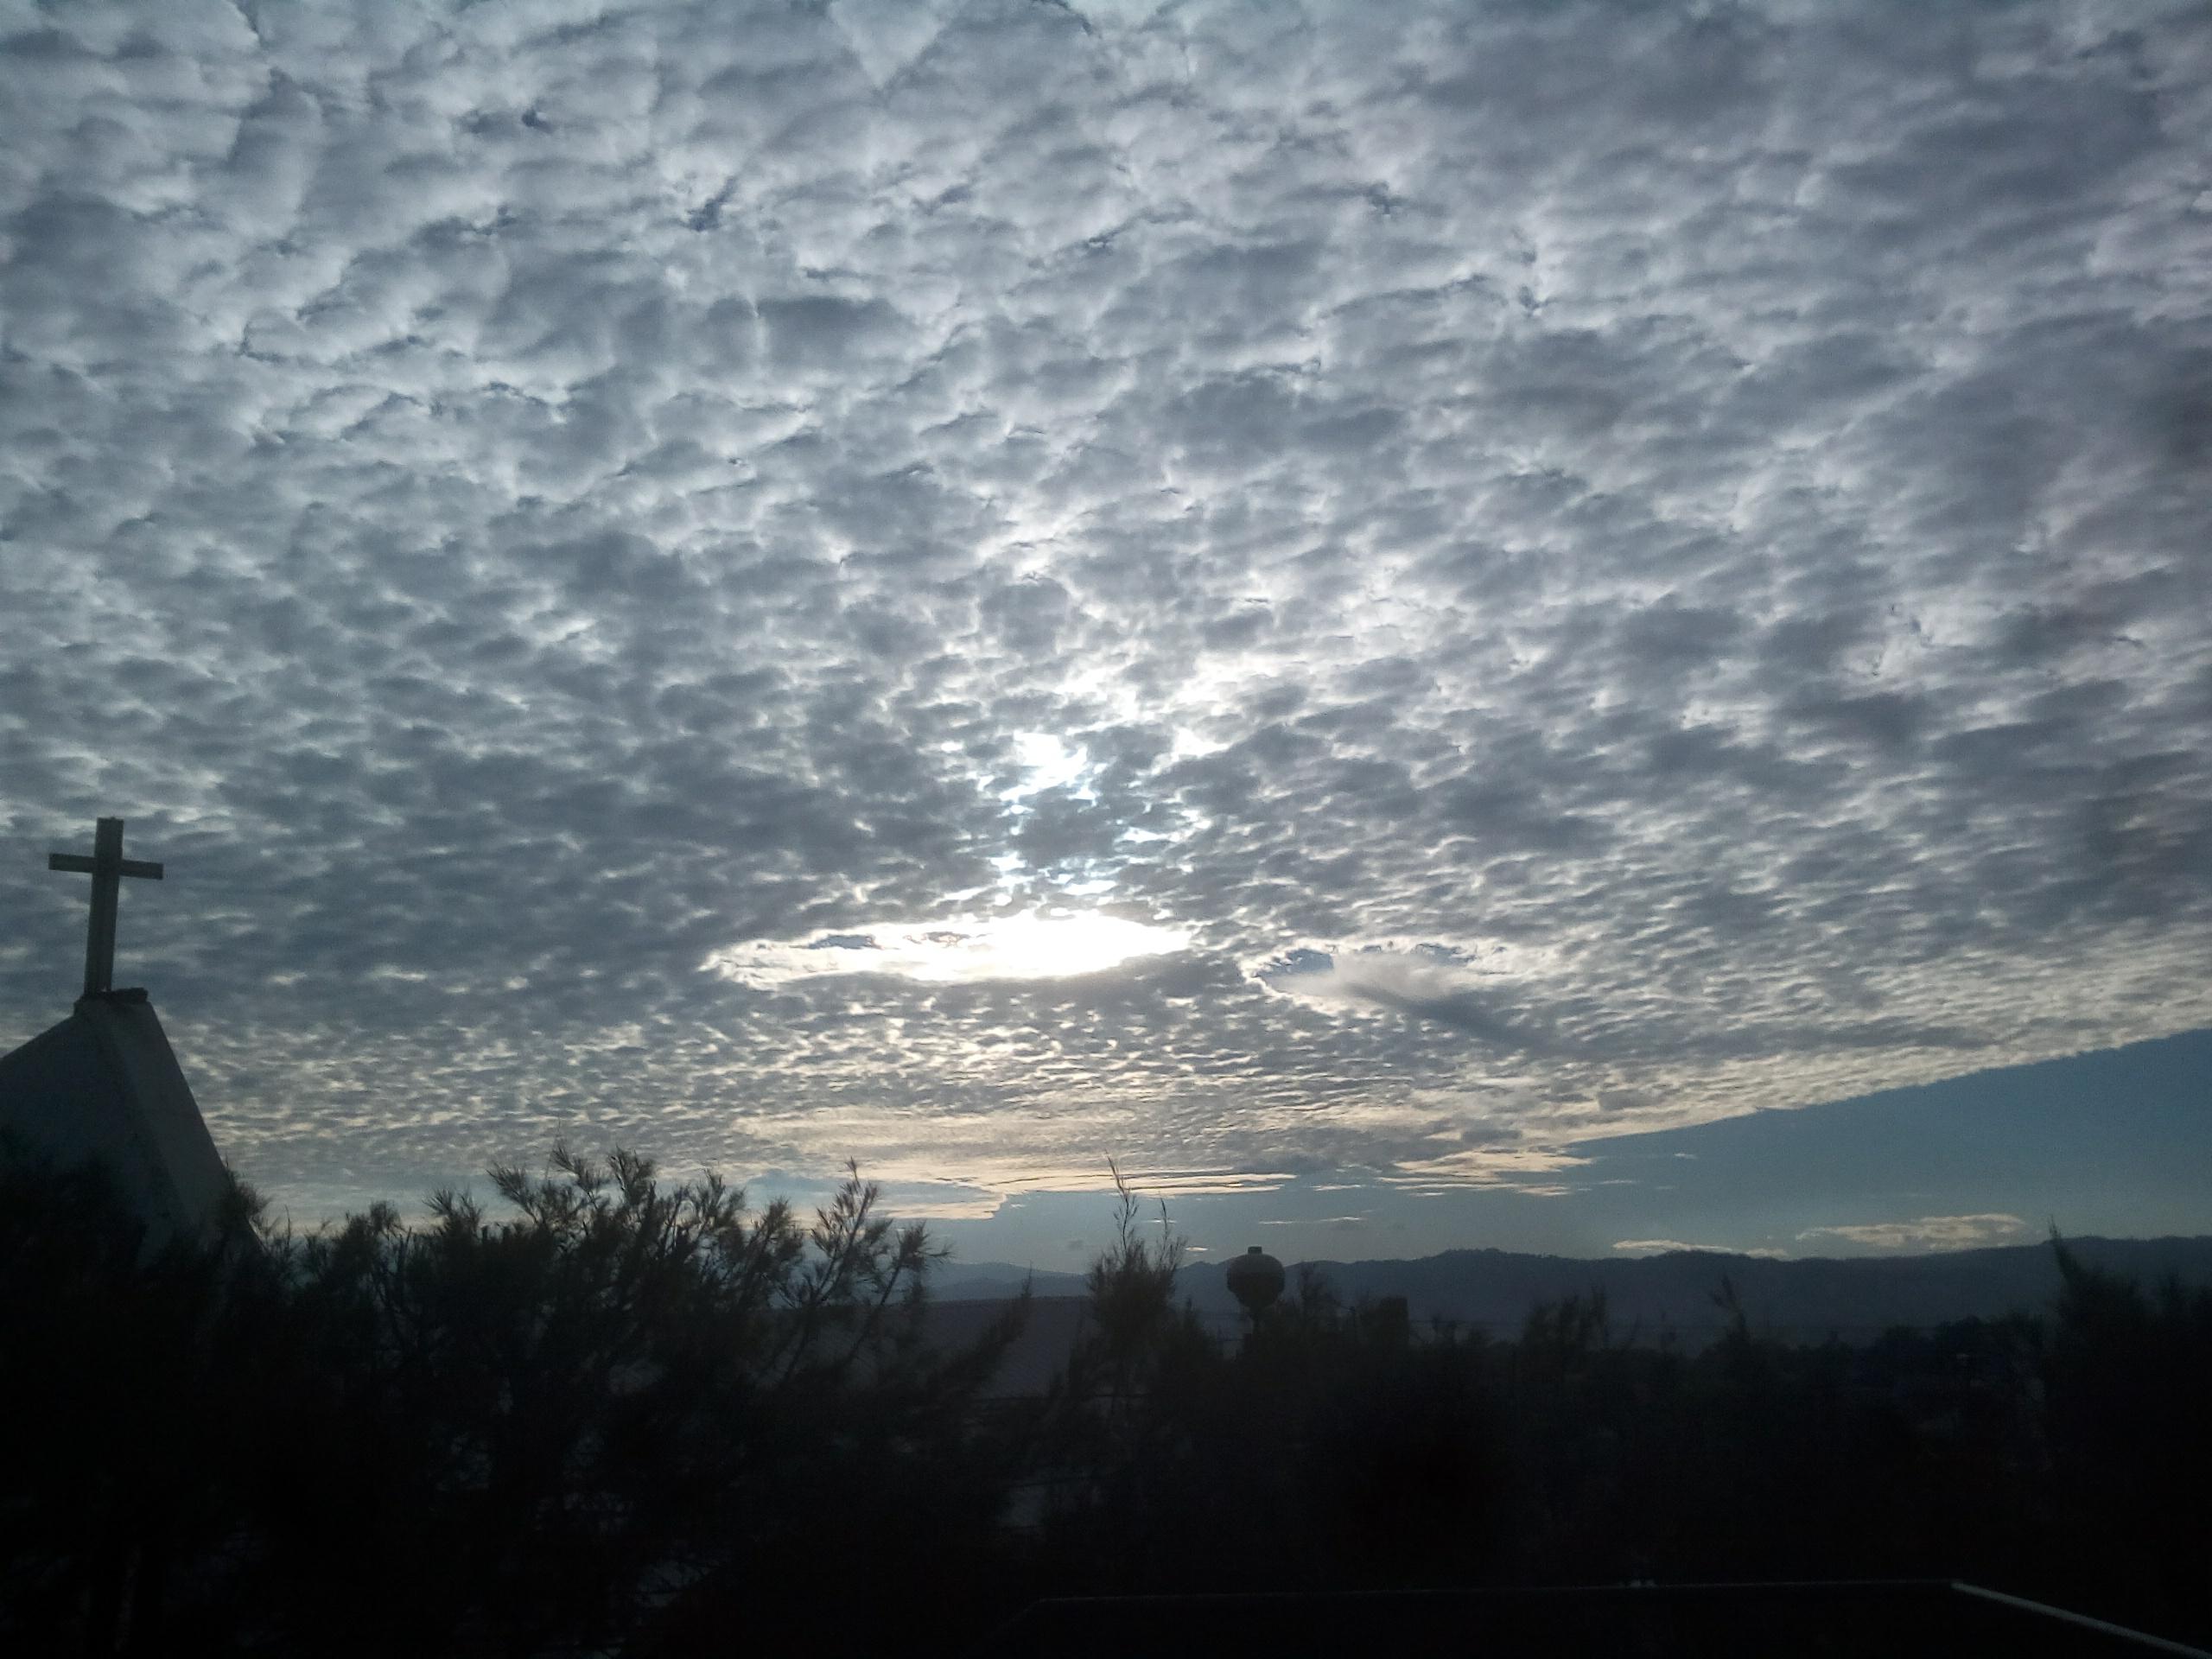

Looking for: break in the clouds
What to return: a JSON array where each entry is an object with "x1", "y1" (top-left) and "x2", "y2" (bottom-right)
[
  {"x1": 708, "y1": 911, "x2": 1191, "y2": 988},
  {"x1": 2, "y1": 1, "x2": 2209, "y2": 1222}
]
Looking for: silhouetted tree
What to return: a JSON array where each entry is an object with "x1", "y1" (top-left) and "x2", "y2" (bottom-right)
[
  {"x1": 0, "y1": 1145, "x2": 275, "y2": 1652},
  {"x1": 11, "y1": 1143, "x2": 2212, "y2": 1652},
  {"x1": 0, "y1": 1142, "x2": 1022, "y2": 1657},
  {"x1": 2040, "y1": 1233, "x2": 2212, "y2": 1642}
]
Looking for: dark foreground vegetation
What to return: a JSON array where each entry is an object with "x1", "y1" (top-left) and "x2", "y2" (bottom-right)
[{"x1": 3, "y1": 1148, "x2": 2206, "y2": 1656}]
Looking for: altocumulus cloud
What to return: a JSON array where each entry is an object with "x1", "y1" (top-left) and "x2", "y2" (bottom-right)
[{"x1": 1, "y1": 1, "x2": 2209, "y2": 1219}]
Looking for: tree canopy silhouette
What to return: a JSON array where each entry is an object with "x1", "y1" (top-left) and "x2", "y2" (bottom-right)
[
  {"x1": 0, "y1": 1141, "x2": 1022, "y2": 1656},
  {"x1": 4, "y1": 1145, "x2": 2207, "y2": 1655}
]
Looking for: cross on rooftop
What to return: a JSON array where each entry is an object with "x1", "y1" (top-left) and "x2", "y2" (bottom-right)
[{"x1": 48, "y1": 817, "x2": 163, "y2": 1000}]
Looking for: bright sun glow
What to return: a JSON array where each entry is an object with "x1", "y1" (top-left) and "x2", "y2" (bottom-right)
[
  {"x1": 1005, "y1": 731, "x2": 1090, "y2": 797},
  {"x1": 705, "y1": 911, "x2": 1192, "y2": 988}
]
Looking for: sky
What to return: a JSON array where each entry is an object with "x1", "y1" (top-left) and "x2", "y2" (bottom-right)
[{"x1": 3, "y1": 0, "x2": 2209, "y2": 1263}]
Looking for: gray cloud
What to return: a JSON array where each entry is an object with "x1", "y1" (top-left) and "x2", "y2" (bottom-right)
[{"x1": 2, "y1": 0, "x2": 2208, "y2": 1217}]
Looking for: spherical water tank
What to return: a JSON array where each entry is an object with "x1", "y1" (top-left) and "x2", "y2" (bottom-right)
[{"x1": 1225, "y1": 1244, "x2": 1285, "y2": 1316}]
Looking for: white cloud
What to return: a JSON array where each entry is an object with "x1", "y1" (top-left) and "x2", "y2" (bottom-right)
[
  {"x1": 1378, "y1": 1144, "x2": 1592, "y2": 1193},
  {"x1": 1613, "y1": 1239, "x2": 1790, "y2": 1260},
  {"x1": 1796, "y1": 1215, "x2": 2031, "y2": 1253}
]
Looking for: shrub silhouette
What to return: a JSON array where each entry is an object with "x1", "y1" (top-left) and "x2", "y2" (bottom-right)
[
  {"x1": 0, "y1": 1143, "x2": 1021, "y2": 1656},
  {"x1": 1021, "y1": 1199, "x2": 2210, "y2": 1649},
  {"x1": 7, "y1": 1144, "x2": 2209, "y2": 1654},
  {"x1": 2040, "y1": 1233, "x2": 2212, "y2": 1637}
]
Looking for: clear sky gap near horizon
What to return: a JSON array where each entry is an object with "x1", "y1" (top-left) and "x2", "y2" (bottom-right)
[{"x1": 3, "y1": 0, "x2": 2208, "y2": 1263}]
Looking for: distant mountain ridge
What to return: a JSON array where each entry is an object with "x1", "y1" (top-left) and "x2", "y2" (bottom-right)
[
  {"x1": 935, "y1": 1236, "x2": 2212, "y2": 1342},
  {"x1": 932, "y1": 1263, "x2": 1092, "y2": 1301}
]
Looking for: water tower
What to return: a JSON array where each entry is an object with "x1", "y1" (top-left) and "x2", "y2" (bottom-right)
[{"x1": 1225, "y1": 1244, "x2": 1285, "y2": 1320}]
